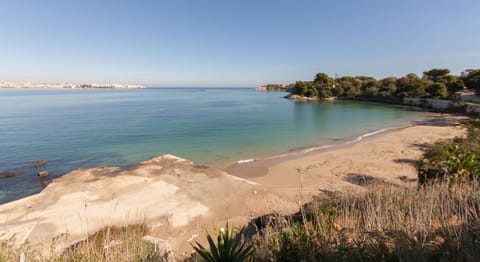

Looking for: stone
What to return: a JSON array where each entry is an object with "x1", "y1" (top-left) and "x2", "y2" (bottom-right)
[
  {"x1": 41, "y1": 180, "x2": 51, "y2": 187},
  {"x1": 142, "y1": 236, "x2": 176, "y2": 262},
  {"x1": 29, "y1": 160, "x2": 47, "y2": 168},
  {"x1": 0, "y1": 172, "x2": 16, "y2": 178},
  {"x1": 37, "y1": 171, "x2": 49, "y2": 178}
]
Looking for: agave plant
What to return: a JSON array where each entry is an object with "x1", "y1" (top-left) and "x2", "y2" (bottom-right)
[{"x1": 192, "y1": 223, "x2": 254, "y2": 262}]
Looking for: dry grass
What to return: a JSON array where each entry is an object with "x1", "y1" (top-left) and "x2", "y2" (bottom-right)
[
  {"x1": 253, "y1": 182, "x2": 480, "y2": 261},
  {"x1": 3, "y1": 184, "x2": 480, "y2": 261},
  {"x1": 0, "y1": 224, "x2": 163, "y2": 262}
]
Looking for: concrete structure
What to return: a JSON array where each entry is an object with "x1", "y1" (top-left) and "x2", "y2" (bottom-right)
[
  {"x1": 403, "y1": 97, "x2": 480, "y2": 115},
  {"x1": 403, "y1": 97, "x2": 423, "y2": 106},
  {"x1": 453, "y1": 90, "x2": 480, "y2": 102},
  {"x1": 466, "y1": 103, "x2": 480, "y2": 114},
  {"x1": 426, "y1": 99, "x2": 451, "y2": 111}
]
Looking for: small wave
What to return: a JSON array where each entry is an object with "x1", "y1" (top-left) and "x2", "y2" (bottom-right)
[
  {"x1": 236, "y1": 126, "x2": 405, "y2": 165},
  {"x1": 237, "y1": 159, "x2": 255, "y2": 164},
  {"x1": 302, "y1": 144, "x2": 335, "y2": 153},
  {"x1": 343, "y1": 128, "x2": 391, "y2": 145},
  {"x1": 282, "y1": 127, "x2": 399, "y2": 159}
]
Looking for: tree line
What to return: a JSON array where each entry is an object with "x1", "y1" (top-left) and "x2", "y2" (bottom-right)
[{"x1": 290, "y1": 68, "x2": 480, "y2": 101}]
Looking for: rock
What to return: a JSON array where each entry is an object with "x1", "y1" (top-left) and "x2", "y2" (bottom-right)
[
  {"x1": 29, "y1": 160, "x2": 47, "y2": 168},
  {"x1": 323, "y1": 96, "x2": 337, "y2": 101},
  {"x1": 142, "y1": 236, "x2": 176, "y2": 262},
  {"x1": 0, "y1": 172, "x2": 16, "y2": 178},
  {"x1": 37, "y1": 171, "x2": 49, "y2": 178},
  {"x1": 41, "y1": 180, "x2": 51, "y2": 187},
  {"x1": 284, "y1": 94, "x2": 319, "y2": 101}
]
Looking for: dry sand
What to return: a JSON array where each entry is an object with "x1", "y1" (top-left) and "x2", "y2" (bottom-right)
[
  {"x1": 0, "y1": 114, "x2": 468, "y2": 258},
  {"x1": 227, "y1": 115, "x2": 467, "y2": 192}
]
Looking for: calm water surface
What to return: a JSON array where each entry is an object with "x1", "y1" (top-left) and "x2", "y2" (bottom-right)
[{"x1": 0, "y1": 88, "x2": 428, "y2": 203}]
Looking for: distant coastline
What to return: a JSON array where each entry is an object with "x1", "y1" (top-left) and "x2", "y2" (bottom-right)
[{"x1": 0, "y1": 82, "x2": 144, "y2": 89}]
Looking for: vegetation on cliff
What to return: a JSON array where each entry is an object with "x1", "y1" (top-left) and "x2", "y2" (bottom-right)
[
  {"x1": 289, "y1": 68, "x2": 480, "y2": 101},
  {"x1": 257, "y1": 83, "x2": 293, "y2": 91}
]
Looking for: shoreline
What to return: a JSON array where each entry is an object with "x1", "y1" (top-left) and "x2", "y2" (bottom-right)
[
  {"x1": 224, "y1": 114, "x2": 444, "y2": 178},
  {"x1": 0, "y1": 114, "x2": 468, "y2": 257},
  {"x1": 0, "y1": 112, "x2": 455, "y2": 204},
  {"x1": 226, "y1": 114, "x2": 467, "y2": 188}
]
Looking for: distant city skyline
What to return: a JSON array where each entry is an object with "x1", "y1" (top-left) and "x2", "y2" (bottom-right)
[{"x1": 1, "y1": 0, "x2": 479, "y2": 87}]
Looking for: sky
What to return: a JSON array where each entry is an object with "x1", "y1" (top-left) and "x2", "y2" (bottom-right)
[{"x1": 0, "y1": 0, "x2": 479, "y2": 87}]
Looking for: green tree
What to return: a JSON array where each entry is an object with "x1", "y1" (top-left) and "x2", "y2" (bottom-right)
[
  {"x1": 362, "y1": 80, "x2": 381, "y2": 97},
  {"x1": 461, "y1": 69, "x2": 480, "y2": 92},
  {"x1": 332, "y1": 85, "x2": 345, "y2": 96},
  {"x1": 426, "y1": 83, "x2": 449, "y2": 98},
  {"x1": 304, "y1": 87, "x2": 318, "y2": 98},
  {"x1": 446, "y1": 77, "x2": 465, "y2": 93},
  {"x1": 313, "y1": 73, "x2": 335, "y2": 88},
  {"x1": 292, "y1": 81, "x2": 309, "y2": 96},
  {"x1": 423, "y1": 68, "x2": 450, "y2": 81},
  {"x1": 380, "y1": 77, "x2": 398, "y2": 95},
  {"x1": 319, "y1": 88, "x2": 332, "y2": 98},
  {"x1": 396, "y1": 73, "x2": 426, "y2": 97}
]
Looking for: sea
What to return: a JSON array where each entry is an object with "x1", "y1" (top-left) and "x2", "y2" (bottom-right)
[{"x1": 0, "y1": 88, "x2": 429, "y2": 203}]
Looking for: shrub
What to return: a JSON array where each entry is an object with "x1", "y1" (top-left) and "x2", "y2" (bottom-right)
[
  {"x1": 418, "y1": 145, "x2": 479, "y2": 185},
  {"x1": 418, "y1": 119, "x2": 480, "y2": 185}
]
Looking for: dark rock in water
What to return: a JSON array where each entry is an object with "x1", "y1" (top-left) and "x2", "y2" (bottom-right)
[
  {"x1": 37, "y1": 171, "x2": 49, "y2": 178},
  {"x1": 0, "y1": 172, "x2": 16, "y2": 178},
  {"x1": 29, "y1": 160, "x2": 47, "y2": 168}
]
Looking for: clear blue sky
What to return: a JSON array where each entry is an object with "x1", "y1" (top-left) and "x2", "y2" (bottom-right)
[{"x1": 1, "y1": 0, "x2": 479, "y2": 87}]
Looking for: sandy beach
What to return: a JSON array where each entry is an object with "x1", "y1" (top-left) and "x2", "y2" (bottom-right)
[
  {"x1": 227, "y1": 114, "x2": 467, "y2": 192},
  {"x1": 0, "y1": 114, "x2": 468, "y2": 258}
]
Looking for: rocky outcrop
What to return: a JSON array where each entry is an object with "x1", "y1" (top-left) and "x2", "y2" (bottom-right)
[
  {"x1": 0, "y1": 172, "x2": 16, "y2": 179},
  {"x1": 0, "y1": 154, "x2": 273, "y2": 258},
  {"x1": 284, "y1": 93, "x2": 337, "y2": 101},
  {"x1": 284, "y1": 93, "x2": 319, "y2": 101},
  {"x1": 37, "y1": 171, "x2": 49, "y2": 178},
  {"x1": 28, "y1": 160, "x2": 47, "y2": 168}
]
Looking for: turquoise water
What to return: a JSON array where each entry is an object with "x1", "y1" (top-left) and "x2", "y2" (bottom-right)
[{"x1": 0, "y1": 88, "x2": 428, "y2": 203}]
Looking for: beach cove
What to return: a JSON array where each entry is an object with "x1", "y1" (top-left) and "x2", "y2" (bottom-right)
[
  {"x1": 0, "y1": 88, "x2": 429, "y2": 203},
  {"x1": 0, "y1": 113, "x2": 467, "y2": 259},
  {"x1": 0, "y1": 88, "x2": 470, "y2": 259}
]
